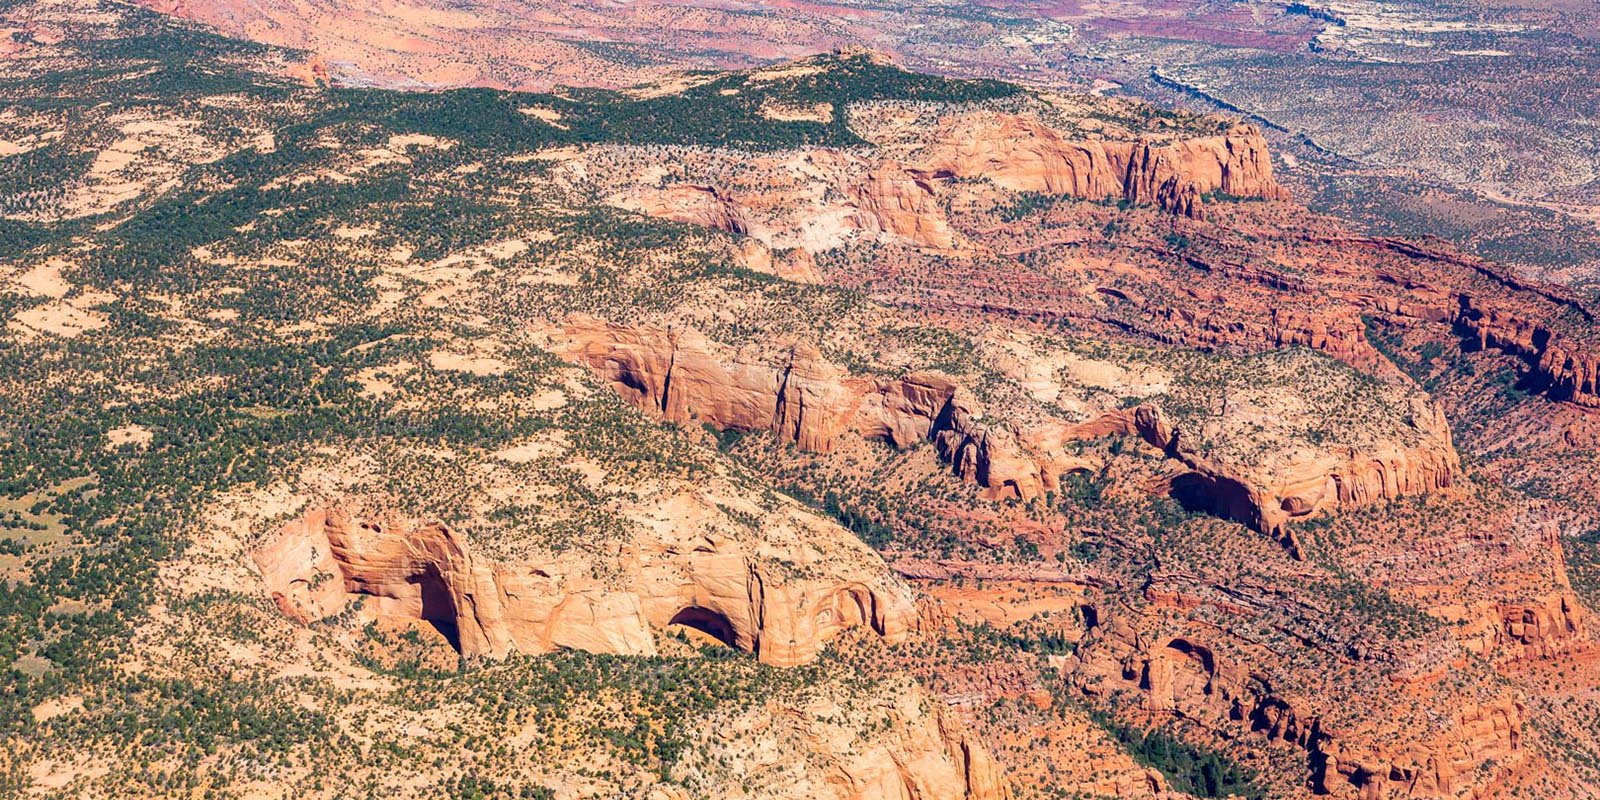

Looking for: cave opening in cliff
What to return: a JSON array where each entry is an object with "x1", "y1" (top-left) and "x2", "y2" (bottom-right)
[
  {"x1": 669, "y1": 606, "x2": 738, "y2": 649},
  {"x1": 1167, "y1": 472, "x2": 1256, "y2": 531},
  {"x1": 413, "y1": 564, "x2": 462, "y2": 651},
  {"x1": 1079, "y1": 604, "x2": 1099, "y2": 631},
  {"x1": 1164, "y1": 638, "x2": 1216, "y2": 681}
]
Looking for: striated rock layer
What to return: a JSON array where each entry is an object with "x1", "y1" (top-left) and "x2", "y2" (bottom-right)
[
  {"x1": 254, "y1": 503, "x2": 916, "y2": 667},
  {"x1": 911, "y1": 116, "x2": 1287, "y2": 220},
  {"x1": 852, "y1": 162, "x2": 962, "y2": 253},
  {"x1": 1354, "y1": 238, "x2": 1600, "y2": 410},
  {"x1": 1454, "y1": 293, "x2": 1600, "y2": 409},
  {"x1": 754, "y1": 682, "x2": 1012, "y2": 800},
  {"x1": 596, "y1": 115, "x2": 1288, "y2": 256}
]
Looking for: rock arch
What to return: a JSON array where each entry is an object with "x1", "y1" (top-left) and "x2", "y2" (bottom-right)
[
  {"x1": 1167, "y1": 472, "x2": 1264, "y2": 533},
  {"x1": 1144, "y1": 637, "x2": 1220, "y2": 714},
  {"x1": 814, "y1": 583, "x2": 882, "y2": 637},
  {"x1": 1078, "y1": 603, "x2": 1100, "y2": 631}
]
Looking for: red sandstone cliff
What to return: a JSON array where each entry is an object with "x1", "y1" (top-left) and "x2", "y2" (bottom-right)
[
  {"x1": 254, "y1": 502, "x2": 916, "y2": 667},
  {"x1": 596, "y1": 113, "x2": 1288, "y2": 258},
  {"x1": 911, "y1": 116, "x2": 1288, "y2": 220},
  {"x1": 543, "y1": 317, "x2": 1459, "y2": 551}
]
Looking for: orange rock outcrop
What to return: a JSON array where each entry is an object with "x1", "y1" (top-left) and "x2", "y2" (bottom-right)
[
  {"x1": 1445, "y1": 591, "x2": 1590, "y2": 662},
  {"x1": 597, "y1": 114, "x2": 1288, "y2": 257},
  {"x1": 1042, "y1": 403, "x2": 1458, "y2": 549},
  {"x1": 792, "y1": 685, "x2": 1012, "y2": 800},
  {"x1": 1354, "y1": 238, "x2": 1600, "y2": 409},
  {"x1": 612, "y1": 183, "x2": 752, "y2": 235},
  {"x1": 1454, "y1": 295, "x2": 1600, "y2": 409},
  {"x1": 851, "y1": 163, "x2": 962, "y2": 253},
  {"x1": 254, "y1": 504, "x2": 915, "y2": 667}
]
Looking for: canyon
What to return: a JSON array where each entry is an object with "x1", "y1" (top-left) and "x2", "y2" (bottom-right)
[
  {"x1": 6, "y1": 10, "x2": 1600, "y2": 800},
  {"x1": 580, "y1": 93, "x2": 1600, "y2": 426},
  {"x1": 1080, "y1": 620, "x2": 1531, "y2": 800}
]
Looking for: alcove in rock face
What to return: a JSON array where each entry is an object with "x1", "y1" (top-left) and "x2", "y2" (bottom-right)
[{"x1": 254, "y1": 505, "x2": 916, "y2": 666}]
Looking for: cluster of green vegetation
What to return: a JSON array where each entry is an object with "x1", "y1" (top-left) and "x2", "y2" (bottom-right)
[
  {"x1": 999, "y1": 191, "x2": 1060, "y2": 222},
  {"x1": 320, "y1": 49, "x2": 1019, "y2": 155},
  {"x1": 1567, "y1": 528, "x2": 1600, "y2": 613},
  {"x1": 1309, "y1": 573, "x2": 1442, "y2": 641},
  {"x1": 1361, "y1": 315, "x2": 1457, "y2": 390},
  {"x1": 1086, "y1": 707, "x2": 1266, "y2": 799},
  {"x1": 951, "y1": 619, "x2": 1076, "y2": 660},
  {"x1": 743, "y1": 442, "x2": 1006, "y2": 558},
  {"x1": 409, "y1": 646, "x2": 890, "y2": 792}
]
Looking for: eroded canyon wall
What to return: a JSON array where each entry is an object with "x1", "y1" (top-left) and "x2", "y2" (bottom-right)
[
  {"x1": 544, "y1": 317, "x2": 1460, "y2": 550},
  {"x1": 1077, "y1": 620, "x2": 1528, "y2": 800},
  {"x1": 254, "y1": 503, "x2": 916, "y2": 667},
  {"x1": 911, "y1": 117, "x2": 1288, "y2": 219}
]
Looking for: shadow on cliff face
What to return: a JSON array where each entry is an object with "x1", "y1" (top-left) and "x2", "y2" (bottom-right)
[
  {"x1": 1167, "y1": 472, "x2": 1261, "y2": 532},
  {"x1": 669, "y1": 606, "x2": 738, "y2": 648},
  {"x1": 413, "y1": 564, "x2": 462, "y2": 651}
]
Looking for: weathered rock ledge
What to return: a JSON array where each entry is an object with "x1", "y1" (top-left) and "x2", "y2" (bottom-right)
[
  {"x1": 545, "y1": 317, "x2": 1458, "y2": 550},
  {"x1": 911, "y1": 116, "x2": 1288, "y2": 220},
  {"x1": 254, "y1": 504, "x2": 915, "y2": 667},
  {"x1": 604, "y1": 115, "x2": 1288, "y2": 256}
]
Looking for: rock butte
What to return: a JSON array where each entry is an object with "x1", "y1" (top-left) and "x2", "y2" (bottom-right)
[
  {"x1": 543, "y1": 316, "x2": 1460, "y2": 553},
  {"x1": 254, "y1": 503, "x2": 917, "y2": 667}
]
